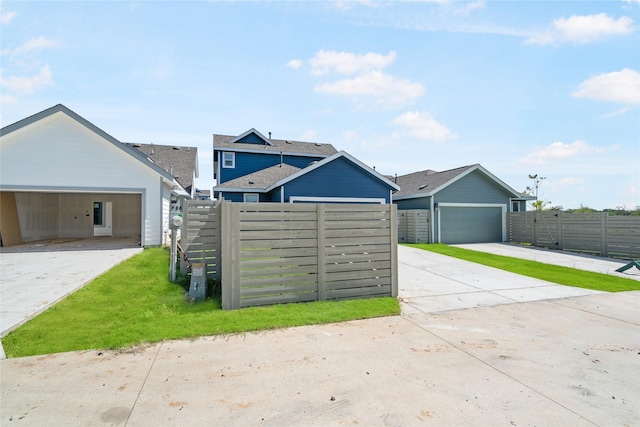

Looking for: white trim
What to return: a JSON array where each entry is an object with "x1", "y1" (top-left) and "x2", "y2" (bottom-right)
[
  {"x1": 280, "y1": 186, "x2": 285, "y2": 203},
  {"x1": 243, "y1": 193, "x2": 259, "y2": 203},
  {"x1": 228, "y1": 128, "x2": 274, "y2": 146},
  {"x1": 214, "y1": 146, "x2": 332, "y2": 158},
  {"x1": 436, "y1": 203, "x2": 507, "y2": 243},
  {"x1": 268, "y1": 150, "x2": 399, "y2": 192},
  {"x1": 222, "y1": 151, "x2": 235, "y2": 168},
  {"x1": 430, "y1": 197, "x2": 435, "y2": 244},
  {"x1": 289, "y1": 196, "x2": 386, "y2": 204}
]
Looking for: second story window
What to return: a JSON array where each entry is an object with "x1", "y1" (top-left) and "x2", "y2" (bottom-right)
[{"x1": 222, "y1": 152, "x2": 235, "y2": 168}]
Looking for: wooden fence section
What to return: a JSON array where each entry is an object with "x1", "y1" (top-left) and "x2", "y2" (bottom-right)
[
  {"x1": 398, "y1": 210, "x2": 430, "y2": 243},
  {"x1": 221, "y1": 203, "x2": 398, "y2": 310},
  {"x1": 507, "y1": 212, "x2": 640, "y2": 259},
  {"x1": 181, "y1": 199, "x2": 222, "y2": 280}
]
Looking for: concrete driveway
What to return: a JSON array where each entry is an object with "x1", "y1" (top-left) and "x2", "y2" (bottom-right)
[
  {"x1": 0, "y1": 238, "x2": 142, "y2": 337},
  {"x1": 1, "y1": 242, "x2": 639, "y2": 425}
]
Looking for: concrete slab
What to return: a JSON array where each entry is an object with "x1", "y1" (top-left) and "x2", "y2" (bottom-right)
[
  {"x1": 398, "y1": 245, "x2": 601, "y2": 315},
  {"x1": 0, "y1": 238, "x2": 142, "y2": 337},
  {"x1": 455, "y1": 243, "x2": 640, "y2": 280},
  {"x1": 2, "y1": 292, "x2": 638, "y2": 426}
]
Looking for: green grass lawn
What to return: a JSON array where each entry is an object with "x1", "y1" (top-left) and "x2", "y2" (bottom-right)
[
  {"x1": 408, "y1": 243, "x2": 640, "y2": 293},
  {"x1": 1, "y1": 248, "x2": 399, "y2": 358}
]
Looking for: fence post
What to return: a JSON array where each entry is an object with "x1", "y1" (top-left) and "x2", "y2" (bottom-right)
[
  {"x1": 390, "y1": 204, "x2": 398, "y2": 297},
  {"x1": 316, "y1": 204, "x2": 326, "y2": 301},
  {"x1": 221, "y1": 202, "x2": 241, "y2": 310},
  {"x1": 601, "y1": 213, "x2": 608, "y2": 257},
  {"x1": 556, "y1": 211, "x2": 563, "y2": 250},
  {"x1": 532, "y1": 212, "x2": 537, "y2": 247}
]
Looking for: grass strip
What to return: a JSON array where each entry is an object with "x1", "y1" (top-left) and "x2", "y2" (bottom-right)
[
  {"x1": 407, "y1": 243, "x2": 640, "y2": 293},
  {"x1": 2, "y1": 248, "x2": 399, "y2": 358}
]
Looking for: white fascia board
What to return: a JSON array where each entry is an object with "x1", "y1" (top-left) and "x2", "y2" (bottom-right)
[
  {"x1": 266, "y1": 150, "x2": 400, "y2": 192},
  {"x1": 213, "y1": 186, "x2": 268, "y2": 193},
  {"x1": 290, "y1": 196, "x2": 386, "y2": 204},
  {"x1": 228, "y1": 128, "x2": 274, "y2": 146},
  {"x1": 431, "y1": 164, "x2": 523, "y2": 198},
  {"x1": 212, "y1": 146, "x2": 330, "y2": 158},
  {"x1": 1, "y1": 104, "x2": 177, "y2": 183}
]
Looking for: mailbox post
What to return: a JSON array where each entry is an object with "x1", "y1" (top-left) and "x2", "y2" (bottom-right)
[{"x1": 169, "y1": 214, "x2": 183, "y2": 282}]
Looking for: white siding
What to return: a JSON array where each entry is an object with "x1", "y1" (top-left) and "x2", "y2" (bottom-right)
[{"x1": 1, "y1": 112, "x2": 167, "y2": 246}]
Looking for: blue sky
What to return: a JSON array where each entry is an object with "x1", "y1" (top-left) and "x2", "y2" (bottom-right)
[{"x1": 1, "y1": 0, "x2": 639, "y2": 210}]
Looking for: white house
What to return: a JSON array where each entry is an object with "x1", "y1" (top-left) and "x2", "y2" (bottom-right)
[{"x1": 0, "y1": 104, "x2": 188, "y2": 247}]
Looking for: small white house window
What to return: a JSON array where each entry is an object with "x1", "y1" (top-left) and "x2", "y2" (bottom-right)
[
  {"x1": 222, "y1": 152, "x2": 235, "y2": 168},
  {"x1": 244, "y1": 193, "x2": 259, "y2": 203}
]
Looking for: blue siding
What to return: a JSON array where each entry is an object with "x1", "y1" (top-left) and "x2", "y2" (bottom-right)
[
  {"x1": 236, "y1": 133, "x2": 268, "y2": 145},
  {"x1": 284, "y1": 157, "x2": 392, "y2": 202},
  {"x1": 217, "y1": 151, "x2": 325, "y2": 183}
]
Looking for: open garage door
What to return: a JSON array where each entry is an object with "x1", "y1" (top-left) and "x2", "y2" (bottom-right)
[{"x1": 438, "y1": 204, "x2": 505, "y2": 244}]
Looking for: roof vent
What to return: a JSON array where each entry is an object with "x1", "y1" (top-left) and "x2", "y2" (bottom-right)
[
  {"x1": 419, "y1": 184, "x2": 428, "y2": 190},
  {"x1": 132, "y1": 143, "x2": 141, "y2": 147},
  {"x1": 173, "y1": 146, "x2": 180, "y2": 150},
  {"x1": 285, "y1": 140, "x2": 292, "y2": 144},
  {"x1": 248, "y1": 181, "x2": 255, "y2": 185},
  {"x1": 315, "y1": 143, "x2": 321, "y2": 146}
]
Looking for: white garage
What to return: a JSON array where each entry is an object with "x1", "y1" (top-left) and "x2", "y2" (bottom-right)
[{"x1": 0, "y1": 104, "x2": 188, "y2": 247}]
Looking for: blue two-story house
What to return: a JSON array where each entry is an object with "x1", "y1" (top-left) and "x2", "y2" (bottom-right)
[{"x1": 213, "y1": 128, "x2": 399, "y2": 203}]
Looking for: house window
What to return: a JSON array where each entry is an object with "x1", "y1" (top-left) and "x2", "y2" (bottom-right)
[
  {"x1": 93, "y1": 202, "x2": 104, "y2": 225},
  {"x1": 512, "y1": 201, "x2": 520, "y2": 212},
  {"x1": 222, "y1": 152, "x2": 235, "y2": 168},
  {"x1": 244, "y1": 193, "x2": 259, "y2": 203}
]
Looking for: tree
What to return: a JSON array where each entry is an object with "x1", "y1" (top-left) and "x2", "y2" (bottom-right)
[{"x1": 525, "y1": 174, "x2": 547, "y2": 211}]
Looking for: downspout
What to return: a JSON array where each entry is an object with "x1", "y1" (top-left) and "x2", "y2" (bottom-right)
[
  {"x1": 430, "y1": 197, "x2": 435, "y2": 243},
  {"x1": 281, "y1": 186, "x2": 285, "y2": 203}
]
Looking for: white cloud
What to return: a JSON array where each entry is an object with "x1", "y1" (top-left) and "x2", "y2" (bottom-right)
[
  {"x1": 286, "y1": 59, "x2": 303, "y2": 69},
  {"x1": 0, "y1": 65, "x2": 53, "y2": 95},
  {"x1": 299, "y1": 129, "x2": 317, "y2": 140},
  {"x1": 520, "y1": 140, "x2": 615, "y2": 165},
  {"x1": 309, "y1": 50, "x2": 396, "y2": 75},
  {"x1": 315, "y1": 70, "x2": 424, "y2": 109},
  {"x1": 391, "y1": 110, "x2": 457, "y2": 143},
  {"x1": 3, "y1": 36, "x2": 63, "y2": 56},
  {"x1": 552, "y1": 177, "x2": 585, "y2": 188},
  {"x1": 454, "y1": 1, "x2": 485, "y2": 15},
  {"x1": 525, "y1": 13, "x2": 634, "y2": 45},
  {"x1": 573, "y1": 68, "x2": 640, "y2": 105},
  {"x1": 1, "y1": 9, "x2": 16, "y2": 24}
]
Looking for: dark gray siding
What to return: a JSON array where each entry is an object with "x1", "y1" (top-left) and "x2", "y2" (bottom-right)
[
  {"x1": 440, "y1": 206, "x2": 503, "y2": 243},
  {"x1": 435, "y1": 170, "x2": 511, "y2": 205}
]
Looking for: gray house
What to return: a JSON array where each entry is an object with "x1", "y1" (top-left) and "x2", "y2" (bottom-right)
[{"x1": 393, "y1": 164, "x2": 532, "y2": 244}]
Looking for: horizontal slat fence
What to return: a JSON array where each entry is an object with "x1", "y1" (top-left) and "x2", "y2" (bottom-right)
[
  {"x1": 181, "y1": 199, "x2": 222, "y2": 280},
  {"x1": 221, "y1": 203, "x2": 398, "y2": 310},
  {"x1": 507, "y1": 211, "x2": 640, "y2": 260},
  {"x1": 398, "y1": 210, "x2": 430, "y2": 243}
]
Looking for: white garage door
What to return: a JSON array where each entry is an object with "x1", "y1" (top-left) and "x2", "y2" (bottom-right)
[{"x1": 439, "y1": 204, "x2": 505, "y2": 244}]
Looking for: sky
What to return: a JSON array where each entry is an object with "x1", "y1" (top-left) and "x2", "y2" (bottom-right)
[{"x1": 1, "y1": 0, "x2": 639, "y2": 210}]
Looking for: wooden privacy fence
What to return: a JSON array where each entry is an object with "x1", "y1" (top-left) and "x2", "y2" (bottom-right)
[
  {"x1": 398, "y1": 210, "x2": 430, "y2": 243},
  {"x1": 181, "y1": 200, "x2": 398, "y2": 310},
  {"x1": 507, "y1": 211, "x2": 640, "y2": 259}
]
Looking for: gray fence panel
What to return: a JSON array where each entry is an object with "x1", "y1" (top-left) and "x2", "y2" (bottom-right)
[{"x1": 507, "y1": 212, "x2": 640, "y2": 260}]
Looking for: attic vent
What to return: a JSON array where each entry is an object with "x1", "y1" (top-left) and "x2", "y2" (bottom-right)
[
  {"x1": 419, "y1": 184, "x2": 428, "y2": 190},
  {"x1": 285, "y1": 140, "x2": 292, "y2": 144},
  {"x1": 173, "y1": 146, "x2": 180, "y2": 150},
  {"x1": 315, "y1": 143, "x2": 321, "y2": 146},
  {"x1": 132, "y1": 143, "x2": 141, "y2": 147}
]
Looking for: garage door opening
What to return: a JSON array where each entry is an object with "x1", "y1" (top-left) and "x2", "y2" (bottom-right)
[{"x1": 438, "y1": 204, "x2": 505, "y2": 244}]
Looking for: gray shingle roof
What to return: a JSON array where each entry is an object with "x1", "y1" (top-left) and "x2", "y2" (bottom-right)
[
  {"x1": 214, "y1": 163, "x2": 301, "y2": 191},
  {"x1": 393, "y1": 165, "x2": 476, "y2": 198},
  {"x1": 127, "y1": 143, "x2": 198, "y2": 191},
  {"x1": 214, "y1": 133, "x2": 337, "y2": 157}
]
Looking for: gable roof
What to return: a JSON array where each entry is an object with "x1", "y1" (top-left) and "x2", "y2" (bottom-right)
[
  {"x1": 214, "y1": 129, "x2": 337, "y2": 157},
  {"x1": 127, "y1": 143, "x2": 198, "y2": 191},
  {"x1": 214, "y1": 163, "x2": 301, "y2": 192},
  {"x1": 215, "y1": 151, "x2": 400, "y2": 194},
  {"x1": 0, "y1": 104, "x2": 187, "y2": 195},
  {"x1": 394, "y1": 164, "x2": 525, "y2": 200}
]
